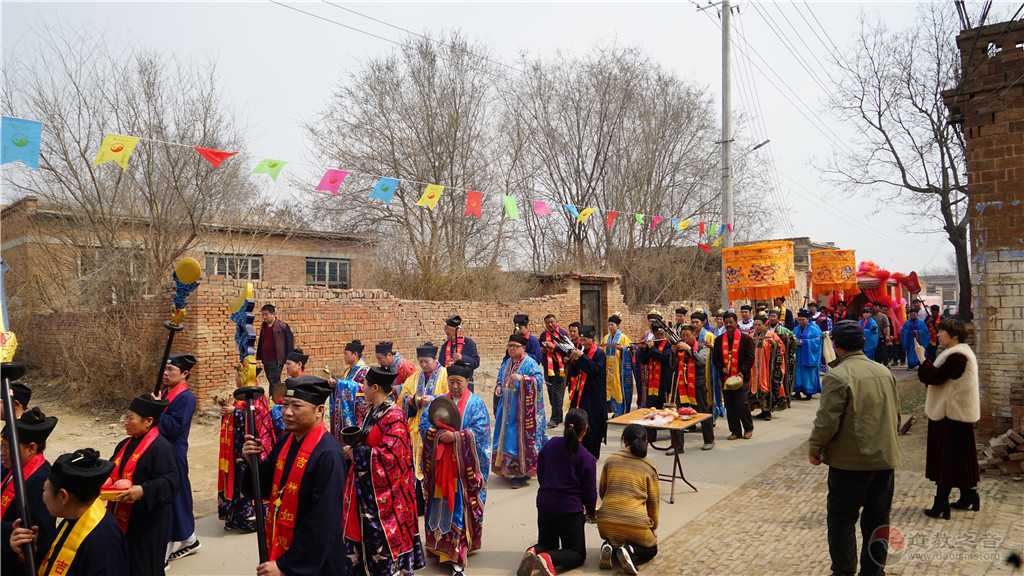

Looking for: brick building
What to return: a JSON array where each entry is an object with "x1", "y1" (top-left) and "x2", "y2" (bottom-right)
[
  {"x1": 943, "y1": 20, "x2": 1024, "y2": 435},
  {"x1": 1, "y1": 195, "x2": 375, "y2": 310}
]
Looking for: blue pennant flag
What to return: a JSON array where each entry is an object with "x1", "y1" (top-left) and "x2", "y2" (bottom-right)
[
  {"x1": 1, "y1": 117, "x2": 42, "y2": 170},
  {"x1": 563, "y1": 204, "x2": 580, "y2": 220},
  {"x1": 369, "y1": 176, "x2": 399, "y2": 204}
]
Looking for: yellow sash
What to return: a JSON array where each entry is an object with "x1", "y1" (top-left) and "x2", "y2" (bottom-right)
[{"x1": 38, "y1": 498, "x2": 107, "y2": 576}]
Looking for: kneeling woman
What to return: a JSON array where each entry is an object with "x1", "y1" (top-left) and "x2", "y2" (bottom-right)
[
  {"x1": 517, "y1": 408, "x2": 597, "y2": 576},
  {"x1": 597, "y1": 424, "x2": 659, "y2": 574}
]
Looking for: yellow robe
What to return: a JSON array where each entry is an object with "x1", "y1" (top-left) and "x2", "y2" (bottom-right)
[
  {"x1": 603, "y1": 331, "x2": 632, "y2": 404},
  {"x1": 398, "y1": 366, "x2": 448, "y2": 480}
]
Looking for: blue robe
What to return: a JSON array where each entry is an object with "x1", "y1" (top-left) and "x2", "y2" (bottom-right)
[
  {"x1": 700, "y1": 328, "x2": 725, "y2": 417},
  {"x1": 525, "y1": 334, "x2": 544, "y2": 367},
  {"x1": 493, "y1": 355, "x2": 547, "y2": 477},
  {"x1": 438, "y1": 337, "x2": 481, "y2": 371},
  {"x1": 900, "y1": 318, "x2": 930, "y2": 368},
  {"x1": 860, "y1": 317, "x2": 880, "y2": 360},
  {"x1": 604, "y1": 330, "x2": 634, "y2": 416},
  {"x1": 793, "y1": 323, "x2": 822, "y2": 396},
  {"x1": 158, "y1": 386, "x2": 196, "y2": 542}
]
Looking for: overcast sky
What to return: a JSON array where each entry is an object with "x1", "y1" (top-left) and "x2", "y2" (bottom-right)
[{"x1": 3, "y1": 1, "x2": 992, "y2": 273}]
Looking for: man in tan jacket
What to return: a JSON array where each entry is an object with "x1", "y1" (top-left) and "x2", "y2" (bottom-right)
[{"x1": 808, "y1": 320, "x2": 900, "y2": 576}]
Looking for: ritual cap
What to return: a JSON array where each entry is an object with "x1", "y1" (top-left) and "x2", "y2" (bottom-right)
[
  {"x1": 129, "y1": 395, "x2": 168, "y2": 420},
  {"x1": 286, "y1": 348, "x2": 309, "y2": 364},
  {"x1": 2, "y1": 407, "x2": 57, "y2": 446},
  {"x1": 447, "y1": 360, "x2": 474, "y2": 381},
  {"x1": 50, "y1": 448, "x2": 114, "y2": 502},
  {"x1": 513, "y1": 314, "x2": 529, "y2": 327},
  {"x1": 166, "y1": 353, "x2": 197, "y2": 372},
  {"x1": 580, "y1": 325, "x2": 597, "y2": 339},
  {"x1": 445, "y1": 315, "x2": 462, "y2": 328},
  {"x1": 9, "y1": 382, "x2": 31, "y2": 407},
  {"x1": 608, "y1": 313, "x2": 622, "y2": 325},
  {"x1": 797, "y1": 309, "x2": 811, "y2": 318},
  {"x1": 285, "y1": 375, "x2": 332, "y2": 405},
  {"x1": 345, "y1": 340, "x2": 364, "y2": 354},
  {"x1": 375, "y1": 341, "x2": 394, "y2": 355},
  {"x1": 416, "y1": 341, "x2": 438, "y2": 359},
  {"x1": 365, "y1": 367, "x2": 396, "y2": 390},
  {"x1": 508, "y1": 334, "x2": 529, "y2": 347}
]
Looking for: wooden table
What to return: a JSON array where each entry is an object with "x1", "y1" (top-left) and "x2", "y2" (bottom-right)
[{"x1": 607, "y1": 408, "x2": 713, "y2": 503}]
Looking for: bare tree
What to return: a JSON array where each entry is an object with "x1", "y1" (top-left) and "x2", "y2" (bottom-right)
[
  {"x1": 829, "y1": 5, "x2": 972, "y2": 319},
  {"x1": 307, "y1": 33, "x2": 510, "y2": 299}
]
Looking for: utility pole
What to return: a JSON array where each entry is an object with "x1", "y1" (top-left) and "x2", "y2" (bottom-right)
[{"x1": 720, "y1": 0, "x2": 733, "y2": 310}]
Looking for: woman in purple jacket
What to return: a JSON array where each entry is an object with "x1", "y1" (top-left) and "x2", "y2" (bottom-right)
[{"x1": 516, "y1": 408, "x2": 597, "y2": 576}]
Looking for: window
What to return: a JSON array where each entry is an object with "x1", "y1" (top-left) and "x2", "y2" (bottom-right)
[
  {"x1": 306, "y1": 257, "x2": 350, "y2": 289},
  {"x1": 205, "y1": 253, "x2": 262, "y2": 280}
]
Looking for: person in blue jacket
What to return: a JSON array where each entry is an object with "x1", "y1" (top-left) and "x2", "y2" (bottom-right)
[
  {"x1": 859, "y1": 306, "x2": 881, "y2": 361},
  {"x1": 159, "y1": 353, "x2": 200, "y2": 562},
  {"x1": 900, "y1": 309, "x2": 931, "y2": 369}
]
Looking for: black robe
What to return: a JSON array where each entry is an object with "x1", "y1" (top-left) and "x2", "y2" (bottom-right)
[
  {"x1": 256, "y1": 429, "x2": 345, "y2": 576},
  {"x1": 110, "y1": 433, "x2": 178, "y2": 576},
  {"x1": 38, "y1": 512, "x2": 129, "y2": 576},
  {"x1": 566, "y1": 346, "x2": 608, "y2": 459},
  {"x1": 3, "y1": 461, "x2": 56, "y2": 576},
  {"x1": 637, "y1": 341, "x2": 674, "y2": 408},
  {"x1": 712, "y1": 330, "x2": 756, "y2": 384}
]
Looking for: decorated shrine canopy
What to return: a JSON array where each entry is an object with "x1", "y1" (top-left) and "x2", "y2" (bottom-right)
[
  {"x1": 723, "y1": 240, "x2": 795, "y2": 300},
  {"x1": 810, "y1": 249, "x2": 859, "y2": 296}
]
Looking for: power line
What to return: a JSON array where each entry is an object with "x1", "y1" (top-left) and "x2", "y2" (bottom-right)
[
  {"x1": 770, "y1": 2, "x2": 840, "y2": 85},
  {"x1": 749, "y1": 1, "x2": 836, "y2": 100},
  {"x1": 268, "y1": 0, "x2": 405, "y2": 48}
]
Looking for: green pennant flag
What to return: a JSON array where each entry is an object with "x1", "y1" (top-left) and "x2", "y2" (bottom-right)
[
  {"x1": 503, "y1": 195, "x2": 520, "y2": 220},
  {"x1": 253, "y1": 158, "x2": 287, "y2": 181},
  {"x1": 634, "y1": 213, "x2": 644, "y2": 226}
]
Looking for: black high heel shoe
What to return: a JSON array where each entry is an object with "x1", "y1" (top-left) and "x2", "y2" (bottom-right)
[
  {"x1": 924, "y1": 486, "x2": 951, "y2": 519},
  {"x1": 950, "y1": 488, "x2": 981, "y2": 511}
]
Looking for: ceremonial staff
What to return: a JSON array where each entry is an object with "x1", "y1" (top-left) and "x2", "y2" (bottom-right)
[
  {"x1": 230, "y1": 282, "x2": 269, "y2": 562},
  {"x1": 1, "y1": 259, "x2": 36, "y2": 575},
  {"x1": 154, "y1": 258, "x2": 202, "y2": 396}
]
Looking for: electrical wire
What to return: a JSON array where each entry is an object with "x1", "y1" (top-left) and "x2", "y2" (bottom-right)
[{"x1": 749, "y1": 1, "x2": 836, "y2": 101}]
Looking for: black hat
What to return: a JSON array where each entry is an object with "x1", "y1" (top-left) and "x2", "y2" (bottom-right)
[
  {"x1": 767, "y1": 307, "x2": 781, "y2": 316},
  {"x1": 416, "y1": 341, "x2": 438, "y2": 359},
  {"x1": 447, "y1": 360, "x2": 474, "y2": 381},
  {"x1": 129, "y1": 395, "x2": 168, "y2": 420},
  {"x1": 287, "y1": 348, "x2": 310, "y2": 365},
  {"x1": 646, "y1": 309, "x2": 662, "y2": 320},
  {"x1": 445, "y1": 315, "x2": 462, "y2": 328},
  {"x1": 740, "y1": 304, "x2": 752, "y2": 312},
  {"x1": 365, "y1": 367, "x2": 396, "y2": 390},
  {"x1": 797, "y1": 308, "x2": 811, "y2": 319},
  {"x1": 832, "y1": 320, "x2": 865, "y2": 351},
  {"x1": 774, "y1": 296, "x2": 786, "y2": 302},
  {"x1": 580, "y1": 325, "x2": 597, "y2": 339},
  {"x1": 508, "y1": 333, "x2": 529, "y2": 347},
  {"x1": 1, "y1": 362, "x2": 27, "y2": 382},
  {"x1": 285, "y1": 375, "x2": 332, "y2": 405},
  {"x1": 167, "y1": 353, "x2": 197, "y2": 372},
  {"x1": 690, "y1": 311, "x2": 707, "y2": 321},
  {"x1": 375, "y1": 341, "x2": 394, "y2": 355},
  {"x1": 345, "y1": 340, "x2": 364, "y2": 354},
  {"x1": 608, "y1": 313, "x2": 622, "y2": 325},
  {"x1": 808, "y1": 301, "x2": 819, "y2": 308},
  {"x1": 513, "y1": 314, "x2": 529, "y2": 327},
  {"x1": 50, "y1": 448, "x2": 115, "y2": 502},
  {"x1": 675, "y1": 307, "x2": 688, "y2": 315},
  {"x1": 2, "y1": 407, "x2": 57, "y2": 446},
  {"x1": 10, "y1": 382, "x2": 31, "y2": 407}
]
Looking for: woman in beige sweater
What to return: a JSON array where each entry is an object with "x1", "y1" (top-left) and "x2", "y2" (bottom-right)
[
  {"x1": 914, "y1": 318, "x2": 981, "y2": 519},
  {"x1": 596, "y1": 424, "x2": 659, "y2": 575}
]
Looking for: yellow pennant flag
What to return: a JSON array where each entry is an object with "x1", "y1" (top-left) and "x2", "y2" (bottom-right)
[
  {"x1": 416, "y1": 184, "x2": 445, "y2": 209},
  {"x1": 93, "y1": 133, "x2": 141, "y2": 170},
  {"x1": 678, "y1": 218, "x2": 692, "y2": 232},
  {"x1": 577, "y1": 207, "x2": 596, "y2": 223},
  {"x1": 712, "y1": 236, "x2": 724, "y2": 248}
]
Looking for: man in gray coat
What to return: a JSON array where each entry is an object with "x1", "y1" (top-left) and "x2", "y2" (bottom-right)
[{"x1": 808, "y1": 320, "x2": 901, "y2": 576}]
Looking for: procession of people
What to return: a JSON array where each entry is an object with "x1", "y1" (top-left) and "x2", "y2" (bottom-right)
[{"x1": 1, "y1": 296, "x2": 965, "y2": 576}]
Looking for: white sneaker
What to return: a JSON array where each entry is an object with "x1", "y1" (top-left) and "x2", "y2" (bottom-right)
[
  {"x1": 616, "y1": 545, "x2": 638, "y2": 575},
  {"x1": 600, "y1": 541, "x2": 614, "y2": 569},
  {"x1": 168, "y1": 539, "x2": 201, "y2": 561}
]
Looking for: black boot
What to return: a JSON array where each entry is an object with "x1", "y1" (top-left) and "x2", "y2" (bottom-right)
[
  {"x1": 950, "y1": 487, "x2": 981, "y2": 511},
  {"x1": 924, "y1": 485, "x2": 951, "y2": 519}
]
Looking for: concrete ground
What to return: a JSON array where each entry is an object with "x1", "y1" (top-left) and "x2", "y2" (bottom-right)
[{"x1": 169, "y1": 395, "x2": 824, "y2": 575}]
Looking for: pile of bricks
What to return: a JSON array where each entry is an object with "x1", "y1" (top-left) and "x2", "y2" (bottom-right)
[{"x1": 979, "y1": 427, "x2": 1024, "y2": 478}]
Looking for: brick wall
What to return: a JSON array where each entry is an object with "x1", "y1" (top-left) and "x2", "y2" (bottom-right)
[{"x1": 944, "y1": 21, "x2": 1024, "y2": 435}]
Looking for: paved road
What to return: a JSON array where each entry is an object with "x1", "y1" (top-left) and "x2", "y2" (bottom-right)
[{"x1": 169, "y1": 398, "x2": 822, "y2": 575}]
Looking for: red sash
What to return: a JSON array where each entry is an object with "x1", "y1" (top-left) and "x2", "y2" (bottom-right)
[
  {"x1": 433, "y1": 392, "x2": 470, "y2": 514},
  {"x1": 108, "y1": 427, "x2": 161, "y2": 533},
  {"x1": 217, "y1": 401, "x2": 245, "y2": 500},
  {"x1": 267, "y1": 425, "x2": 326, "y2": 561},
  {"x1": 444, "y1": 337, "x2": 465, "y2": 368},
  {"x1": 568, "y1": 344, "x2": 597, "y2": 409},
  {"x1": 540, "y1": 329, "x2": 565, "y2": 377},
  {"x1": 721, "y1": 329, "x2": 743, "y2": 377},
  {"x1": 675, "y1": 347, "x2": 698, "y2": 405},
  {"x1": 162, "y1": 382, "x2": 189, "y2": 404},
  {"x1": 646, "y1": 341, "x2": 668, "y2": 395},
  {"x1": 1, "y1": 453, "x2": 46, "y2": 517}
]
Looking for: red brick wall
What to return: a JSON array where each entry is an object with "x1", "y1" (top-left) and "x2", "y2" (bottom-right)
[{"x1": 945, "y1": 21, "x2": 1024, "y2": 435}]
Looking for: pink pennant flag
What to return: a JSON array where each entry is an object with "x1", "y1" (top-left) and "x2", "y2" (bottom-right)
[
  {"x1": 650, "y1": 215, "x2": 664, "y2": 231},
  {"x1": 531, "y1": 200, "x2": 552, "y2": 217},
  {"x1": 727, "y1": 223, "x2": 734, "y2": 232},
  {"x1": 316, "y1": 169, "x2": 349, "y2": 196},
  {"x1": 605, "y1": 210, "x2": 619, "y2": 231}
]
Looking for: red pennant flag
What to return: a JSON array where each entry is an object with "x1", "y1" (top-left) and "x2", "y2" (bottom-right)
[
  {"x1": 698, "y1": 242, "x2": 711, "y2": 253},
  {"x1": 464, "y1": 190, "x2": 483, "y2": 218},
  {"x1": 193, "y1": 146, "x2": 237, "y2": 168},
  {"x1": 699, "y1": 221, "x2": 706, "y2": 236},
  {"x1": 605, "y1": 210, "x2": 619, "y2": 231}
]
